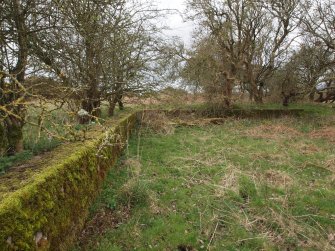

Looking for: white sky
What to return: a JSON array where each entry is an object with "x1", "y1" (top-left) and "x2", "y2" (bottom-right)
[{"x1": 155, "y1": 0, "x2": 195, "y2": 46}]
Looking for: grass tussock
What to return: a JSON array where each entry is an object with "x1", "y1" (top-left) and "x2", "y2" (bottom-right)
[{"x1": 141, "y1": 111, "x2": 175, "y2": 135}]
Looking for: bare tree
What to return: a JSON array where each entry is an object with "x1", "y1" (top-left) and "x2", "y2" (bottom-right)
[
  {"x1": 186, "y1": 0, "x2": 303, "y2": 105},
  {"x1": 293, "y1": 43, "x2": 334, "y2": 100},
  {"x1": 181, "y1": 38, "x2": 223, "y2": 102},
  {"x1": 30, "y1": 0, "x2": 117, "y2": 123},
  {"x1": 302, "y1": 0, "x2": 335, "y2": 52},
  {"x1": 31, "y1": 0, "x2": 171, "y2": 122},
  {"x1": 100, "y1": 2, "x2": 170, "y2": 116}
]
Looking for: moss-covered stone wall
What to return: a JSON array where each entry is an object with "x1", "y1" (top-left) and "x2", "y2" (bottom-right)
[
  {"x1": 0, "y1": 112, "x2": 138, "y2": 250},
  {"x1": 145, "y1": 108, "x2": 305, "y2": 119}
]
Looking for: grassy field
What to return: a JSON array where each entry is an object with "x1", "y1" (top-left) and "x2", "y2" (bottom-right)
[{"x1": 74, "y1": 109, "x2": 335, "y2": 251}]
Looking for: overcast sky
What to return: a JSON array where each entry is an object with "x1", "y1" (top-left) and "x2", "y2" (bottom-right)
[{"x1": 156, "y1": 0, "x2": 195, "y2": 46}]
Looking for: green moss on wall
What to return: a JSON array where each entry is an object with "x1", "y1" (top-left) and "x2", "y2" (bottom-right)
[{"x1": 0, "y1": 112, "x2": 138, "y2": 250}]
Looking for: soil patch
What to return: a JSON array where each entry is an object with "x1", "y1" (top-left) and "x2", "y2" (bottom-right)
[{"x1": 77, "y1": 207, "x2": 130, "y2": 248}]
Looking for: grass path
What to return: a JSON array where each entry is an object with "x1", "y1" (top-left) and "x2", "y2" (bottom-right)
[{"x1": 74, "y1": 115, "x2": 335, "y2": 251}]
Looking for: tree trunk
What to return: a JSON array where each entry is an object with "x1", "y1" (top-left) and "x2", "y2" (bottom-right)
[
  {"x1": 108, "y1": 93, "x2": 124, "y2": 117},
  {"x1": 6, "y1": 118, "x2": 24, "y2": 155},
  {"x1": 0, "y1": 93, "x2": 24, "y2": 156},
  {"x1": 254, "y1": 93, "x2": 263, "y2": 103},
  {"x1": 108, "y1": 96, "x2": 117, "y2": 117},
  {"x1": 109, "y1": 79, "x2": 124, "y2": 116},
  {"x1": 250, "y1": 81, "x2": 258, "y2": 103},
  {"x1": 224, "y1": 78, "x2": 233, "y2": 107},
  {"x1": 250, "y1": 79, "x2": 264, "y2": 104},
  {"x1": 80, "y1": 97, "x2": 101, "y2": 124},
  {"x1": 248, "y1": 90, "x2": 254, "y2": 101},
  {"x1": 118, "y1": 94, "x2": 124, "y2": 110},
  {"x1": 257, "y1": 83, "x2": 264, "y2": 103},
  {"x1": 309, "y1": 91, "x2": 315, "y2": 102},
  {"x1": 2, "y1": 0, "x2": 28, "y2": 155},
  {"x1": 79, "y1": 77, "x2": 101, "y2": 124},
  {"x1": 219, "y1": 70, "x2": 233, "y2": 107},
  {"x1": 80, "y1": 37, "x2": 102, "y2": 124},
  {"x1": 0, "y1": 122, "x2": 8, "y2": 156}
]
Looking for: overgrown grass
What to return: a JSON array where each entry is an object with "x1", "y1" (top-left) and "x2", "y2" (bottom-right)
[{"x1": 75, "y1": 110, "x2": 335, "y2": 250}]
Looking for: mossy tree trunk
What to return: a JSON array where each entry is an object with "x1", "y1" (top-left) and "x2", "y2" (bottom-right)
[
  {"x1": 108, "y1": 79, "x2": 124, "y2": 117},
  {"x1": 118, "y1": 96, "x2": 124, "y2": 110},
  {"x1": 108, "y1": 93, "x2": 124, "y2": 117},
  {"x1": 108, "y1": 97, "x2": 117, "y2": 117},
  {"x1": 5, "y1": 117, "x2": 24, "y2": 155},
  {"x1": 0, "y1": 84, "x2": 26, "y2": 155},
  {"x1": 0, "y1": 78, "x2": 9, "y2": 156},
  {"x1": 0, "y1": 0, "x2": 28, "y2": 156},
  {"x1": 0, "y1": 123, "x2": 8, "y2": 156},
  {"x1": 0, "y1": 82, "x2": 26, "y2": 156}
]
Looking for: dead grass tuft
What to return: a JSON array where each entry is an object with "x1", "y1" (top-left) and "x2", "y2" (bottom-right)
[
  {"x1": 294, "y1": 142, "x2": 321, "y2": 155},
  {"x1": 175, "y1": 118, "x2": 226, "y2": 127},
  {"x1": 217, "y1": 166, "x2": 241, "y2": 195},
  {"x1": 325, "y1": 157, "x2": 335, "y2": 171},
  {"x1": 141, "y1": 111, "x2": 175, "y2": 135},
  {"x1": 263, "y1": 169, "x2": 293, "y2": 188},
  {"x1": 248, "y1": 208, "x2": 332, "y2": 250},
  {"x1": 123, "y1": 158, "x2": 142, "y2": 177},
  {"x1": 245, "y1": 124, "x2": 302, "y2": 140},
  {"x1": 148, "y1": 193, "x2": 163, "y2": 215},
  {"x1": 310, "y1": 127, "x2": 335, "y2": 143}
]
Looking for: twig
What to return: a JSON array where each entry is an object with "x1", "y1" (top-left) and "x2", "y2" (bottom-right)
[{"x1": 207, "y1": 221, "x2": 219, "y2": 251}]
